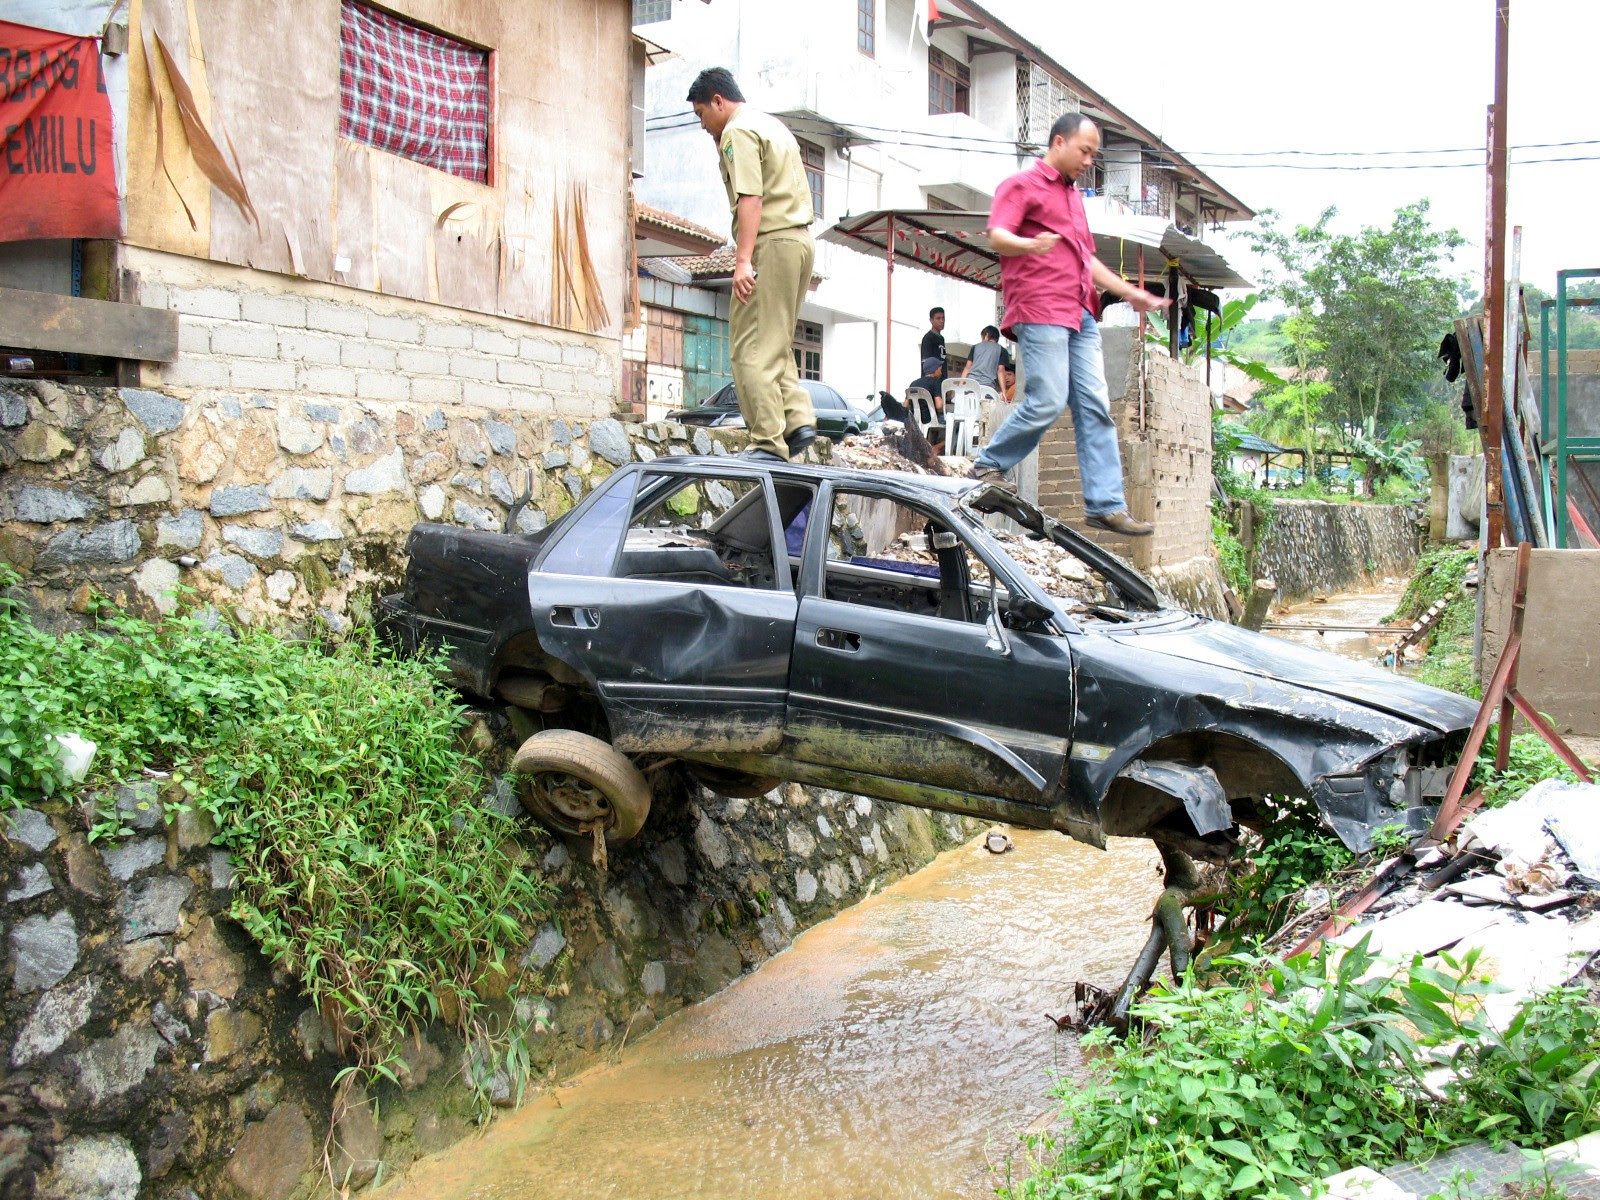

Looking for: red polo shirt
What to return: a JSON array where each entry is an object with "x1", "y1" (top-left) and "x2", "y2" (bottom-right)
[{"x1": 989, "y1": 158, "x2": 1099, "y2": 337}]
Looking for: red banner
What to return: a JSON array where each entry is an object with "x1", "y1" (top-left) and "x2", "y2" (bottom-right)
[{"x1": 0, "y1": 20, "x2": 119, "y2": 242}]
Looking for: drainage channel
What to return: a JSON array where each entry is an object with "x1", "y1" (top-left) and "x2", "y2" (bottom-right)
[
  {"x1": 378, "y1": 832, "x2": 1163, "y2": 1200},
  {"x1": 378, "y1": 586, "x2": 1414, "y2": 1199}
]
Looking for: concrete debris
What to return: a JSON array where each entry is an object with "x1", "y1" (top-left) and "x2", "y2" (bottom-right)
[
  {"x1": 1325, "y1": 775, "x2": 1600, "y2": 1024},
  {"x1": 1462, "y1": 778, "x2": 1599, "y2": 883}
]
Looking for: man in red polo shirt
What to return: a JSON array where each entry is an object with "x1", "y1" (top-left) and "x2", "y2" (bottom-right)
[{"x1": 969, "y1": 113, "x2": 1168, "y2": 537}]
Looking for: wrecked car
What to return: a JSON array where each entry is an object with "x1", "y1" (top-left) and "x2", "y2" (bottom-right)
[{"x1": 378, "y1": 459, "x2": 1478, "y2": 865}]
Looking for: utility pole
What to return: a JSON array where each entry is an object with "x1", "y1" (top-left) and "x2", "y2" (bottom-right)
[{"x1": 1482, "y1": 0, "x2": 1510, "y2": 549}]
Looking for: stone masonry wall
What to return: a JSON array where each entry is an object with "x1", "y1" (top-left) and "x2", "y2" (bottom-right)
[
  {"x1": 0, "y1": 303, "x2": 982, "y2": 1198},
  {"x1": 1, "y1": 246, "x2": 644, "y2": 628},
  {"x1": 1255, "y1": 499, "x2": 1422, "y2": 603},
  {"x1": 2, "y1": 725, "x2": 975, "y2": 1199},
  {"x1": 1036, "y1": 331, "x2": 1228, "y2": 617}
]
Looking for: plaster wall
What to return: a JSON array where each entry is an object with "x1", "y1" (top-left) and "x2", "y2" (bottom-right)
[
  {"x1": 1482, "y1": 547, "x2": 1600, "y2": 737},
  {"x1": 634, "y1": 0, "x2": 1016, "y2": 401}
]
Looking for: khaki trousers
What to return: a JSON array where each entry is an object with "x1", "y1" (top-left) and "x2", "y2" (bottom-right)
[{"x1": 730, "y1": 227, "x2": 815, "y2": 458}]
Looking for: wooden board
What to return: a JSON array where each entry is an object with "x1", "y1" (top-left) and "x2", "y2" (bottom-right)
[
  {"x1": 195, "y1": 0, "x2": 339, "y2": 277},
  {"x1": 0, "y1": 286, "x2": 180, "y2": 362},
  {"x1": 122, "y1": 0, "x2": 631, "y2": 331}
]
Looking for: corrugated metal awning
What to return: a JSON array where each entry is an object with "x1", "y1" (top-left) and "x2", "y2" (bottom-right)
[{"x1": 820, "y1": 207, "x2": 1252, "y2": 291}]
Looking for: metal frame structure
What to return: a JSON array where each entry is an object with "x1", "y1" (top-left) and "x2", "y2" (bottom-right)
[{"x1": 1538, "y1": 267, "x2": 1600, "y2": 547}]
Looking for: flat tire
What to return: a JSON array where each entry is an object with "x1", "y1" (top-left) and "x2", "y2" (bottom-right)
[{"x1": 512, "y1": 730, "x2": 651, "y2": 843}]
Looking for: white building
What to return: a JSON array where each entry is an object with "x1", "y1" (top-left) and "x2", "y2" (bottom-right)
[{"x1": 628, "y1": 0, "x2": 1252, "y2": 416}]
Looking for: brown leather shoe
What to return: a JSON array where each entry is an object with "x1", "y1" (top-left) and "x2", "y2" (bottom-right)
[
  {"x1": 967, "y1": 463, "x2": 1018, "y2": 493},
  {"x1": 1085, "y1": 510, "x2": 1153, "y2": 537}
]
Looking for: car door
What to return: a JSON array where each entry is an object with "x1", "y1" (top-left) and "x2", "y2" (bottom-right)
[
  {"x1": 532, "y1": 465, "x2": 800, "y2": 755},
  {"x1": 805, "y1": 384, "x2": 848, "y2": 437},
  {"x1": 783, "y1": 483, "x2": 1076, "y2": 806}
]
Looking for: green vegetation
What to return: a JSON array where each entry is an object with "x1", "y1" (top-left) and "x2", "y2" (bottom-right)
[
  {"x1": 0, "y1": 566, "x2": 548, "y2": 1095},
  {"x1": 1003, "y1": 943, "x2": 1600, "y2": 1200},
  {"x1": 1387, "y1": 545, "x2": 1480, "y2": 698},
  {"x1": 1249, "y1": 200, "x2": 1471, "y2": 439},
  {"x1": 1214, "y1": 798, "x2": 1354, "y2": 943},
  {"x1": 1475, "y1": 728, "x2": 1584, "y2": 809},
  {"x1": 1211, "y1": 504, "x2": 1250, "y2": 595},
  {"x1": 1147, "y1": 292, "x2": 1283, "y2": 387}
]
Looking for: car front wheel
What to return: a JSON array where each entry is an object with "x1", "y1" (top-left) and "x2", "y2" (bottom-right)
[{"x1": 513, "y1": 730, "x2": 651, "y2": 843}]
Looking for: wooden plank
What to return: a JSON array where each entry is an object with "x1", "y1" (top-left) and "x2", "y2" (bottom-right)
[{"x1": 0, "y1": 287, "x2": 179, "y2": 362}]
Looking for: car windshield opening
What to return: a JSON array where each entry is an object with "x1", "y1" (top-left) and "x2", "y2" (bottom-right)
[{"x1": 960, "y1": 485, "x2": 1163, "y2": 615}]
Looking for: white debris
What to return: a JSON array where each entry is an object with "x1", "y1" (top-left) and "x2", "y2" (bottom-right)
[{"x1": 1463, "y1": 779, "x2": 1600, "y2": 885}]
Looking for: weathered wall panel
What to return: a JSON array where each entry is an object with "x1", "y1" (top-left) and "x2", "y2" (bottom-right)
[
  {"x1": 194, "y1": 0, "x2": 340, "y2": 279},
  {"x1": 1483, "y1": 547, "x2": 1600, "y2": 737},
  {"x1": 124, "y1": 0, "x2": 631, "y2": 334}
]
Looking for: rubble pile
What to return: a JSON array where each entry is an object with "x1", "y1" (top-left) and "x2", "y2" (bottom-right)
[
  {"x1": 830, "y1": 422, "x2": 953, "y2": 475},
  {"x1": 1274, "y1": 780, "x2": 1600, "y2": 1017}
]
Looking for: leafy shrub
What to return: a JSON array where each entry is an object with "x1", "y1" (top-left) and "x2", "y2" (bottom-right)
[
  {"x1": 1390, "y1": 545, "x2": 1476, "y2": 624},
  {"x1": 1474, "y1": 728, "x2": 1583, "y2": 808},
  {"x1": 1003, "y1": 944, "x2": 1600, "y2": 1200},
  {"x1": 0, "y1": 566, "x2": 548, "y2": 1090},
  {"x1": 1215, "y1": 797, "x2": 1354, "y2": 941},
  {"x1": 1211, "y1": 503, "x2": 1251, "y2": 595}
]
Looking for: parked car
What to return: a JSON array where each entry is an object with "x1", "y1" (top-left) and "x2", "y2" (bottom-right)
[
  {"x1": 379, "y1": 460, "x2": 1477, "y2": 864},
  {"x1": 667, "y1": 380, "x2": 870, "y2": 440}
]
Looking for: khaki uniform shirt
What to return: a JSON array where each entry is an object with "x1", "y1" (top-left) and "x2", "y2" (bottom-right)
[{"x1": 718, "y1": 106, "x2": 814, "y2": 238}]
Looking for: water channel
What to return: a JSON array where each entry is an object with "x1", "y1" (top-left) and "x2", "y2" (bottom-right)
[{"x1": 378, "y1": 587, "x2": 1405, "y2": 1200}]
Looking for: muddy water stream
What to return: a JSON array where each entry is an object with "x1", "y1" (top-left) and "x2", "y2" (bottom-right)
[
  {"x1": 381, "y1": 587, "x2": 1410, "y2": 1200},
  {"x1": 380, "y1": 835, "x2": 1164, "y2": 1200},
  {"x1": 1265, "y1": 583, "x2": 1409, "y2": 667}
]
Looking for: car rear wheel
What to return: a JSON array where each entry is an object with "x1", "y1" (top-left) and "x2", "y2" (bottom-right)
[
  {"x1": 513, "y1": 730, "x2": 651, "y2": 843},
  {"x1": 685, "y1": 762, "x2": 782, "y2": 799}
]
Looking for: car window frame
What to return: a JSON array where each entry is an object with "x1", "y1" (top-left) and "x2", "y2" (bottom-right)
[
  {"x1": 801, "y1": 480, "x2": 1056, "y2": 632},
  {"x1": 541, "y1": 462, "x2": 793, "y2": 592}
]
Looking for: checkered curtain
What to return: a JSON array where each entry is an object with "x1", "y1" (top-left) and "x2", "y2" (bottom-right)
[{"x1": 338, "y1": 0, "x2": 490, "y2": 183}]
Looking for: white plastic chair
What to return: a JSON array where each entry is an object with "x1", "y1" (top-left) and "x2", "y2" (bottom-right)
[
  {"x1": 905, "y1": 387, "x2": 941, "y2": 438},
  {"x1": 943, "y1": 381, "x2": 983, "y2": 457}
]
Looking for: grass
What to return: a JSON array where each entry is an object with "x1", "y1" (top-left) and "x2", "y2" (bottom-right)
[{"x1": 0, "y1": 565, "x2": 549, "y2": 1096}]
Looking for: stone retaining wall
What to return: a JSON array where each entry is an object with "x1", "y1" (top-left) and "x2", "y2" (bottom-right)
[
  {"x1": 0, "y1": 377, "x2": 736, "y2": 628},
  {"x1": 2, "y1": 755, "x2": 974, "y2": 1198},
  {"x1": 1255, "y1": 499, "x2": 1423, "y2": 602}
]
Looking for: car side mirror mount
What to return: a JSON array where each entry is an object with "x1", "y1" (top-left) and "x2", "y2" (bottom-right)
[{"x1": 1007, "y1": 594, "x2": 1056, "y2": 630}]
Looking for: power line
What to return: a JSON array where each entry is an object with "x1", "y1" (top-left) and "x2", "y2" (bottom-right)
[{"x1": 645, "y1": 111, "x2": 1600, "y2": 165}]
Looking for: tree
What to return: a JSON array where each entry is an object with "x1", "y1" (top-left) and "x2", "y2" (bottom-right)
[
  {"x1": 1147, "y1": 292, "x2": 1282, "y2": 386},
  {"x1": 1248, "y1": 201, "x2": 1471, "y2": 439}
]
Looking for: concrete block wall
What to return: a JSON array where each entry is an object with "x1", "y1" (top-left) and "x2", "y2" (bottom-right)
[
  {"x1": 127, "y1": 248, "x2": 619, "y2": 420},
  {"x1": 1036, "y1": 333, "x2": 1214, "y2": 574}
]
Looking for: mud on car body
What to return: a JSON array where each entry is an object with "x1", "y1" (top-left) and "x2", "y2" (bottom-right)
[{"x1": 378, "y1": 459, "x2": 1477, "y2": 860}]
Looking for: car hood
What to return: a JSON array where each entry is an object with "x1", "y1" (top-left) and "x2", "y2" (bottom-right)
[{"x1": 1115, "y1": 616, "x2": 1480, "y2": 734}]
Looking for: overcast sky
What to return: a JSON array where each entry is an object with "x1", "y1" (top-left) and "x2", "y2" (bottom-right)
[{"x1": 987, "y1": 0, "x2": 1598, "y2": 297}]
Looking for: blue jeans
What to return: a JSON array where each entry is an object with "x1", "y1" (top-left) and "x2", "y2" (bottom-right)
[{"x1": 975, "y1": 313, "x2": 1127, "y2": 517}]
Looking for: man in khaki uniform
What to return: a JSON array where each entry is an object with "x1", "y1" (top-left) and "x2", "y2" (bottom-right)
[{"x1": 687, "y1": 68, "x2": 816, "y2": 462}]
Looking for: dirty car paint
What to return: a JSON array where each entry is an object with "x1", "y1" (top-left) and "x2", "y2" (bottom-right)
[{"x1": 378, "y1": 459, "x2": 1479, "y2": 855}]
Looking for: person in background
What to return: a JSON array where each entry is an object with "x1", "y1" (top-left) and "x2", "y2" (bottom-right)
[
  {"x1": 687, "y1": 66, "x2": 816, "y2": 463},
  {"x1": 968, "y1": 112, "x2": 1168, "y2": 537},
  {"x1": 921, "y1": 307, "x2": 947, "y2": 370},
  {"x1": 959, "y1": 325, "x2": 1012, "y2": 390},
  {"x1": 908, "y1": 356, "x2": 947, "y2": 450}
]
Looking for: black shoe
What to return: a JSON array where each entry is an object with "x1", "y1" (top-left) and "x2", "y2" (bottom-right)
[
  {"x1": 785, "y1": 425, "x2": 817, "y2": 456},
  {"x1": 738, "y1": 447, "x2": 788, "y2": 463}
]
